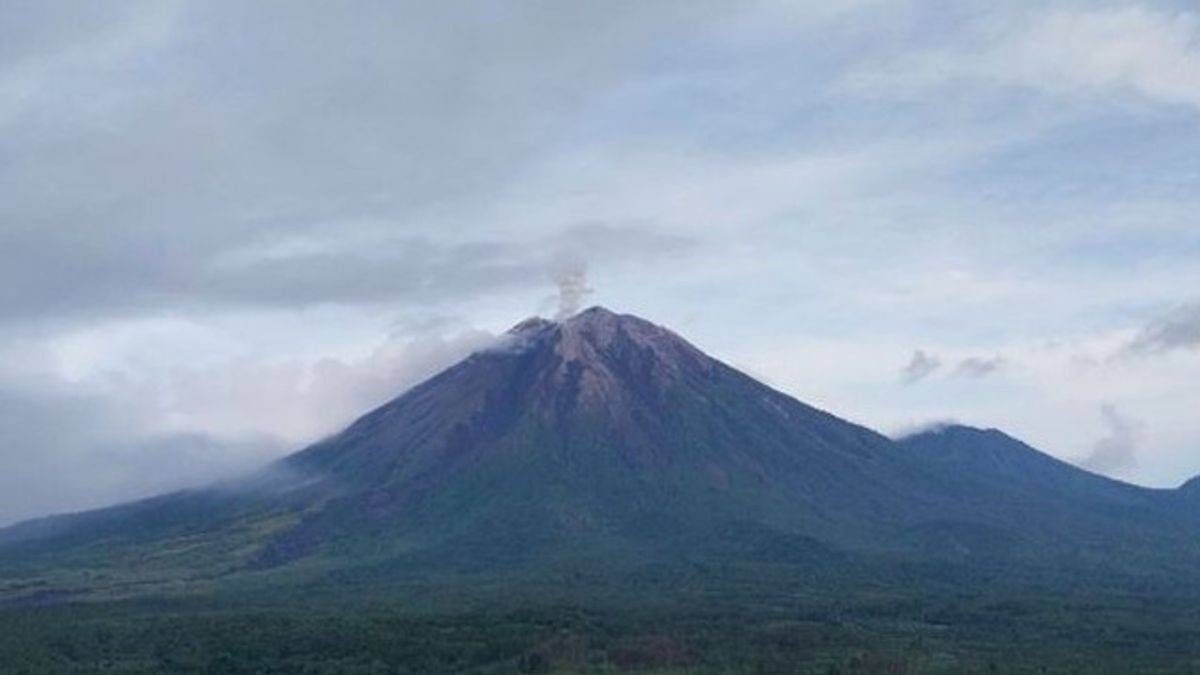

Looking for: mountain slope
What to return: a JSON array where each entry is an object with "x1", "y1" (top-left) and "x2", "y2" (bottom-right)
[
  {"x1": 1, "y1": 308, "x2": 1197, "y2": 601},
  {"x1": 898, "y1": 424, "x2": 1171, "y2": 514},
  {"x1": 251, "y1": 308, "x2": 965, "y2": 569},
  {"x1": 897, "y1": 424, "x2": 1199, "y2": 569},
  {"x1": 1175, "y1": 475, "x2": 1200, "y2": 517}
]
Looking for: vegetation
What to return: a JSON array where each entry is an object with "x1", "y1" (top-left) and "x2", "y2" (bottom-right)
[{"x1": 3, "y1": 579, "x2": 1200, "y2": 674}]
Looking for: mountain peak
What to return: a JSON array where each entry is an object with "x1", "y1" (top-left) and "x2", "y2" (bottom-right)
[
  {"x1": 509, "y1": 306, "x2": 634, "y2": 330},
  {"x1": 568, "y1": 305, "x2": 620, "y2": 321},
  {"x1": 503, "y1": 306, "x2": 624, "y2": 341},
  {"x1": 898, "y1": 423, "x2": 1065, "y2": 475},
  {"x1": 458, "y1": 307, "x2": 715, "y2": 428},
  {"x1": 502, "y1": 307, "x2": 698, "y2": 363}
]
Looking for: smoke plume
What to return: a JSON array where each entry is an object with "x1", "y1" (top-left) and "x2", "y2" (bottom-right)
[
  {"x1": 551, "y1": 255, "x2": 593, "y2": 320},
  {"x1": 1080, "y1": 404, "x2": 1142, "y2": 476}
]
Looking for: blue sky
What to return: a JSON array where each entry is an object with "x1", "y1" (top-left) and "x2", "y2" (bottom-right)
[{"x1": 1, "y1": 0, "x2": 1198, "y2": 523}]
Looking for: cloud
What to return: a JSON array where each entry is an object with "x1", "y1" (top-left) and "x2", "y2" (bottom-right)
[
  {"x1": 0, "y1": 325, "x2": 495, "y2": 526},
  {"x1": 0, "y1": 377, "x2": 265, "y2": 526},
  {"x1": 891, "y1": 418, "x2": 960, "y2": 440},
  {"x1": 1121, "y1": 300, "x2": 1200, "y2": 356},
  {"x1": 161, "y1": 328, "x2": 497, "y2": 443},
  {"x1": 0, "y1": 218, "x2": 693, "y2": 327},
  {"x1": 1001, "y1": 7, "x2": 1200, "y2": 111},
  {"x1": 952, "y1": 355, "x2": 1006, "y2": 379},
  {"x1": 0, "y1": 1, "x2": 707, "y2": 328},
  {"x1": 899, "y1": 352, "x2": 1006, "y2": 384},
  {"x1": 1080, "y1": 404, "x2": 1143, "y2": 477},
  {"x1": 900, "y1": 349, "x2": 942, "y2": 385},
  {"x1": 848, "y1": 5, "x2": 1200, "y2": 112}
]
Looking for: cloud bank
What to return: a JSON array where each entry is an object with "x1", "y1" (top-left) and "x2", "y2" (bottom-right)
[{"x1": 0, "y1": 327, "x2": 494, "y2": 525}]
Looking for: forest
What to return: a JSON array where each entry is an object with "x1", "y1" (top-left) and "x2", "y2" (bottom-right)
[{"x1": 3, "y1": 580, "x2": 1199, "y2": 674}]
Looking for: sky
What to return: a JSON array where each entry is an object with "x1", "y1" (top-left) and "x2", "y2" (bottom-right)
[{"x1": 1, "y1": 0, "x2": 1198, "y2": 525}]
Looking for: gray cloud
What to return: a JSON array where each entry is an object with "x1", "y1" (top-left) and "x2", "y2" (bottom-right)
[
  {"x1": 0, "y1": 378, "x2": 264, "y2": 526},
  {"x1": 900, "y1": 349, "x2": 942, "y2": 385},
  {"x1": 952, "y1": 355, "x2": 1006, "y2": 379},
  {"x1": 900, "y1": 352, "x2": 1006, "y2": 384},
  {"x1": 1121, "y1": 301, "x2": 1200, "y2": 357},
  {"x1": 0, "y1": 222, "x2": 692, "y2": 326},
  {"x1": 0, "y1": 2, "x2": 709, "y2": 328},
  {"x1": 0, "y1": 325, "x2": 496, "y2": 526},
  {"x1": 1079, "y1": 404, "x2": 1142, "y2": 477}
]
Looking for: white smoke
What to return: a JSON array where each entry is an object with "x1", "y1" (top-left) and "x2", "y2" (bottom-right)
[
  {"x1": 551, "y1": 255, "x2": 593, "y2": 321},
  {"x1": 1080, "y1": 404, "x2": 1143, "y2": 476}
]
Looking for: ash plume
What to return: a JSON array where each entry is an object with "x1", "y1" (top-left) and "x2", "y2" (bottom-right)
[{"x1": 551, "y1": 255, "x2": 593, "y2": 321}]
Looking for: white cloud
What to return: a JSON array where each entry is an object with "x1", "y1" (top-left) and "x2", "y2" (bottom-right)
[
  {"x1": 156, "y1": 328, "x2": 496, "y2": 444},
  {"x1": 848, "y1": 6, "x2": 1200, "y2": 111},
  {"x1": 1004, "y1": 7, "x2": 1200, "y2": 110}
]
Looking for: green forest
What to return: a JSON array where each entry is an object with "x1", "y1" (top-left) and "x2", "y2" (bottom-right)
[{"x1": 3, "y1": 581, "x2": 1199, "y2": 674}]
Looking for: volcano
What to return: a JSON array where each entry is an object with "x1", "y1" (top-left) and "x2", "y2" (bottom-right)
[{"x1": 1, "y1": 307, "x2": 1197, "y2": 600}]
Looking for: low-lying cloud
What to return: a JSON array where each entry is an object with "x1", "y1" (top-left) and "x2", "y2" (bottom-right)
[
  {"x1": 892, "y1": 418, "x2": 960, "y2": 439},
  {"x1": 0, "y1": 327, "x2": 495, "y2": 526}
]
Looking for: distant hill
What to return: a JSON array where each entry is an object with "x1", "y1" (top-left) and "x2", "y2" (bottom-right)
[{"x1": 1, "y1": 307, "x2": 1197, "y2": 602}]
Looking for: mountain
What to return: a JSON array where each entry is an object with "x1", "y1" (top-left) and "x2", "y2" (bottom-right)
[
  {"x1": 1178, "y1": 475, "x2": 1200, "y2": 511},
  {"x1": 1, "y1": 307, "x2": 1197, "y2": 602},
  {"x1": 897, "y1": 424, "x2": 1177, "y2": 519},
  {"x1": 897, "y1": 425, "x2": 1200, "y2": 569}
]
